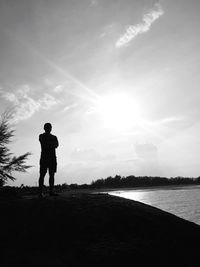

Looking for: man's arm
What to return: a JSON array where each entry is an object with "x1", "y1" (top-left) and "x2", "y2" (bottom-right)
[
  {"x1": 39, "y1": 134, "x2": 45, "y2": 146},
  {"x1": 54, "y1": 136, "x2": 59, "y2": 149},
  {"x1": 39, "y1": 134, "x2": 53, "y2": 149},
  {"x1": 39, "y1": 134, "x2": 58, "y2": 149}
]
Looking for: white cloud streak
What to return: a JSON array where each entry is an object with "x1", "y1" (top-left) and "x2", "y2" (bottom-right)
[
  {"x1": 0, "y1": 85, "x2": 58, "y2": 122},
  {"x1": 159, "y1": 116, "x2": 185, "y2": 124},
  {"x1": 148, "y1": 116, "x2": 185, "y2": 126},
  {"x1": 116, "y1": 3, "x2": 164, "y2": 48},
  {"x1": 62, "y1": 103, "x2": 78, "y2": 113}
]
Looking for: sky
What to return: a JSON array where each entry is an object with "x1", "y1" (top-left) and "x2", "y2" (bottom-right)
[{"x1": 1, "y1": 0, "x2": 200, "y2": 186}]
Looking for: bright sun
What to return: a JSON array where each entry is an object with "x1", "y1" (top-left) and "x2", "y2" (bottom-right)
[{"x1": 95, "y1": 93, "x2": 142, "y2": 130}]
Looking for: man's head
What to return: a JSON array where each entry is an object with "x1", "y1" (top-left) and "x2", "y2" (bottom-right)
[{"x1": 44, "y1": 123, "x2": 52, "y2": 134}]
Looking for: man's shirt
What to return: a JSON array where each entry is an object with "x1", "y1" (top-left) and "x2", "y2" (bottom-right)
[{"x1": 39, "y1": 133, "x2": 59, "y2": 160}]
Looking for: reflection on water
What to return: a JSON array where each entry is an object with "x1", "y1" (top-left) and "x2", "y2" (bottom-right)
[{"x1": 109, "y1": 185, "x2": 200, "y2": 225}]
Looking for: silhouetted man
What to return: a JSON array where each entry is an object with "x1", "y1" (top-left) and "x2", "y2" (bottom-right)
[{"x1": 38, "y1": 123, "x2": 59, "y2": 197}]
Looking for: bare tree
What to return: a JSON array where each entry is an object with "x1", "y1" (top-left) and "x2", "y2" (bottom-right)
[{"x1": 0, "y1": 111, "x2": 31, "y2": 186}]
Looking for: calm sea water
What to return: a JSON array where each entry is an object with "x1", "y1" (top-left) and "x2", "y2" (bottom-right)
[{"x1": 109, "y1": 185, "x2": 200, "y2": 225}]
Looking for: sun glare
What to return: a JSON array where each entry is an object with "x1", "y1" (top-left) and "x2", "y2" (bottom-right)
[{"x1": 95, "y1": 93, "x2": 142, "y2": 130}]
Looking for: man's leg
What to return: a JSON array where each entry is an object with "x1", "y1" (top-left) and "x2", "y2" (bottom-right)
[
  {"x1": 49, "y1": 158, "x2": 57, "y2": 196},
  {"x1": 39, "y1": 167, "x2": 47, "y2": 196},
  {"x1": 49, "y1": 169, "x2": 55, "y2": 195}
]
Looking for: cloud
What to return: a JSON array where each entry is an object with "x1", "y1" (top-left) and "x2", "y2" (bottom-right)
[
  {"x1": 135, "y1": 143, "x2": 158, "y2": 159},
  {"x1": 159, "y1": 116, "x2": 185, "y2": 124},
  {"x1": 148, "y1": 116, "x2": 185, "y2": 126},
  {"x1": 39, "y1": 93, "x2": 58, "y2": 109},
  {"x1": 116, "y1": 3, "x2": 164, "y2": 48},
  {"x1": 53, "y1": 85, "x2": 64, "y2": 93},
  {"x1": 99, "y1": 24, "x2": 115, "y2": 38},
  {"x1": 70, "y1": 148, "x2": 116, "y2": 162},
  {"x1": 2, "y1": 91, "x2": 18, "y2": 103},
  {"x1": 71, "y1": 148, "x2": 102, "y2": 161},
  {"x1": 62, "y1": 103, "x2": 78, "y2": 113},
  {"x1": 0, "y1": 85, "x2": 58, "y2": 122},
  {"x1": 89, "y1": 0, "x2": 98, "y2": 7}
]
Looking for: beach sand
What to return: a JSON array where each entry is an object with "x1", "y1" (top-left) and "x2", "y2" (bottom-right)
[{"x1": 0, "y1": 191, "x2": 200, "y2": 266}]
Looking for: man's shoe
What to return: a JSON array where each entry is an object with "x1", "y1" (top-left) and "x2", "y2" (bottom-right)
[{"x1": 38, "y1": 193, "x2": 45, "y2": 199}]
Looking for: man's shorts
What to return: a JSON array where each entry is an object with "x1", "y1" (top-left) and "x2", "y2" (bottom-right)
[{"x1": 40, "y1": 157, "x2": 57, "y2": 174}]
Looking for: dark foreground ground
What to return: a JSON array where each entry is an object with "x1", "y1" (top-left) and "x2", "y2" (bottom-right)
[{"x1": 1, "y1": 192, "x2": 200, "y2": 267}]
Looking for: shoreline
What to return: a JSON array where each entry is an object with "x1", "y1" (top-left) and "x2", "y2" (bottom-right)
[{"x1": 92, "y1": 183, "x2": 200, "y2": 193}]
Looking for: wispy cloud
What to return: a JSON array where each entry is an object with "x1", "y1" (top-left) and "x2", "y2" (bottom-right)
[
  {"x1": 89, "y1": 0, "x2": 98, "y2": 7},
  {"x1": 0, "y1": 85, "x2": 58, "y2": 122},
  {"x1": 70, "y1": 148, "x2": 116, "y2": 162},
  {"x1": 53, "y1": 84, "x2": 64, "y2": 93},
  {"x1": 116, "y1": 3, "x2": 164, "y2": 48},
  {"x1": 62, "y1": 103, "x2": 78, "y2": 113},
  {"x1": 159, "y1": 116, "x2": 185, "y2": 124},
  {"x1": 39, "y1": 93, "x2": 58, "y2": 109},
  {"x1": 99, "y1": 24, "x2": 115, "y2": 39},
  {"x1": 146, "y1": 116, "x2": 185, "y2": 126}
]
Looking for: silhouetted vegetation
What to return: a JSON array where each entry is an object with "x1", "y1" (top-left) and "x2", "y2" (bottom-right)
[
  {"x1": 52, "y1": 175, "x2": 200, "y2": 191},
  {"x1": 1, "y1": 175, "x2": 200, "y2": 199},
  {"x1": 0, "y1": 111, "x2": 31, "y2": 186},
  {"x1": 90, "y1": 175, "x2": 200, "y2": 189}
]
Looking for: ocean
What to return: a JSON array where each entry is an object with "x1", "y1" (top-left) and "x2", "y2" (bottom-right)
[{"x1": 109, "y1": 185, "x2": 200, "y2": 225}]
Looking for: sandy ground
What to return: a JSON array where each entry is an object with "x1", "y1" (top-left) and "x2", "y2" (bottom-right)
[{"x1": 0, "y1": 192, "x2": 200, "y2": 266}]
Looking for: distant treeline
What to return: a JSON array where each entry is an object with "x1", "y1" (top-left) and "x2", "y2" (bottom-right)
[
  {"x1": 1, "y1": 175, "x2": 200, "y2": 198},
  {"x1": 22, "y1": 175, "x2": 200, "y2": 190},
  {"x1": 89, "y1": 175, "x2": 200, "y2": 189}
]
